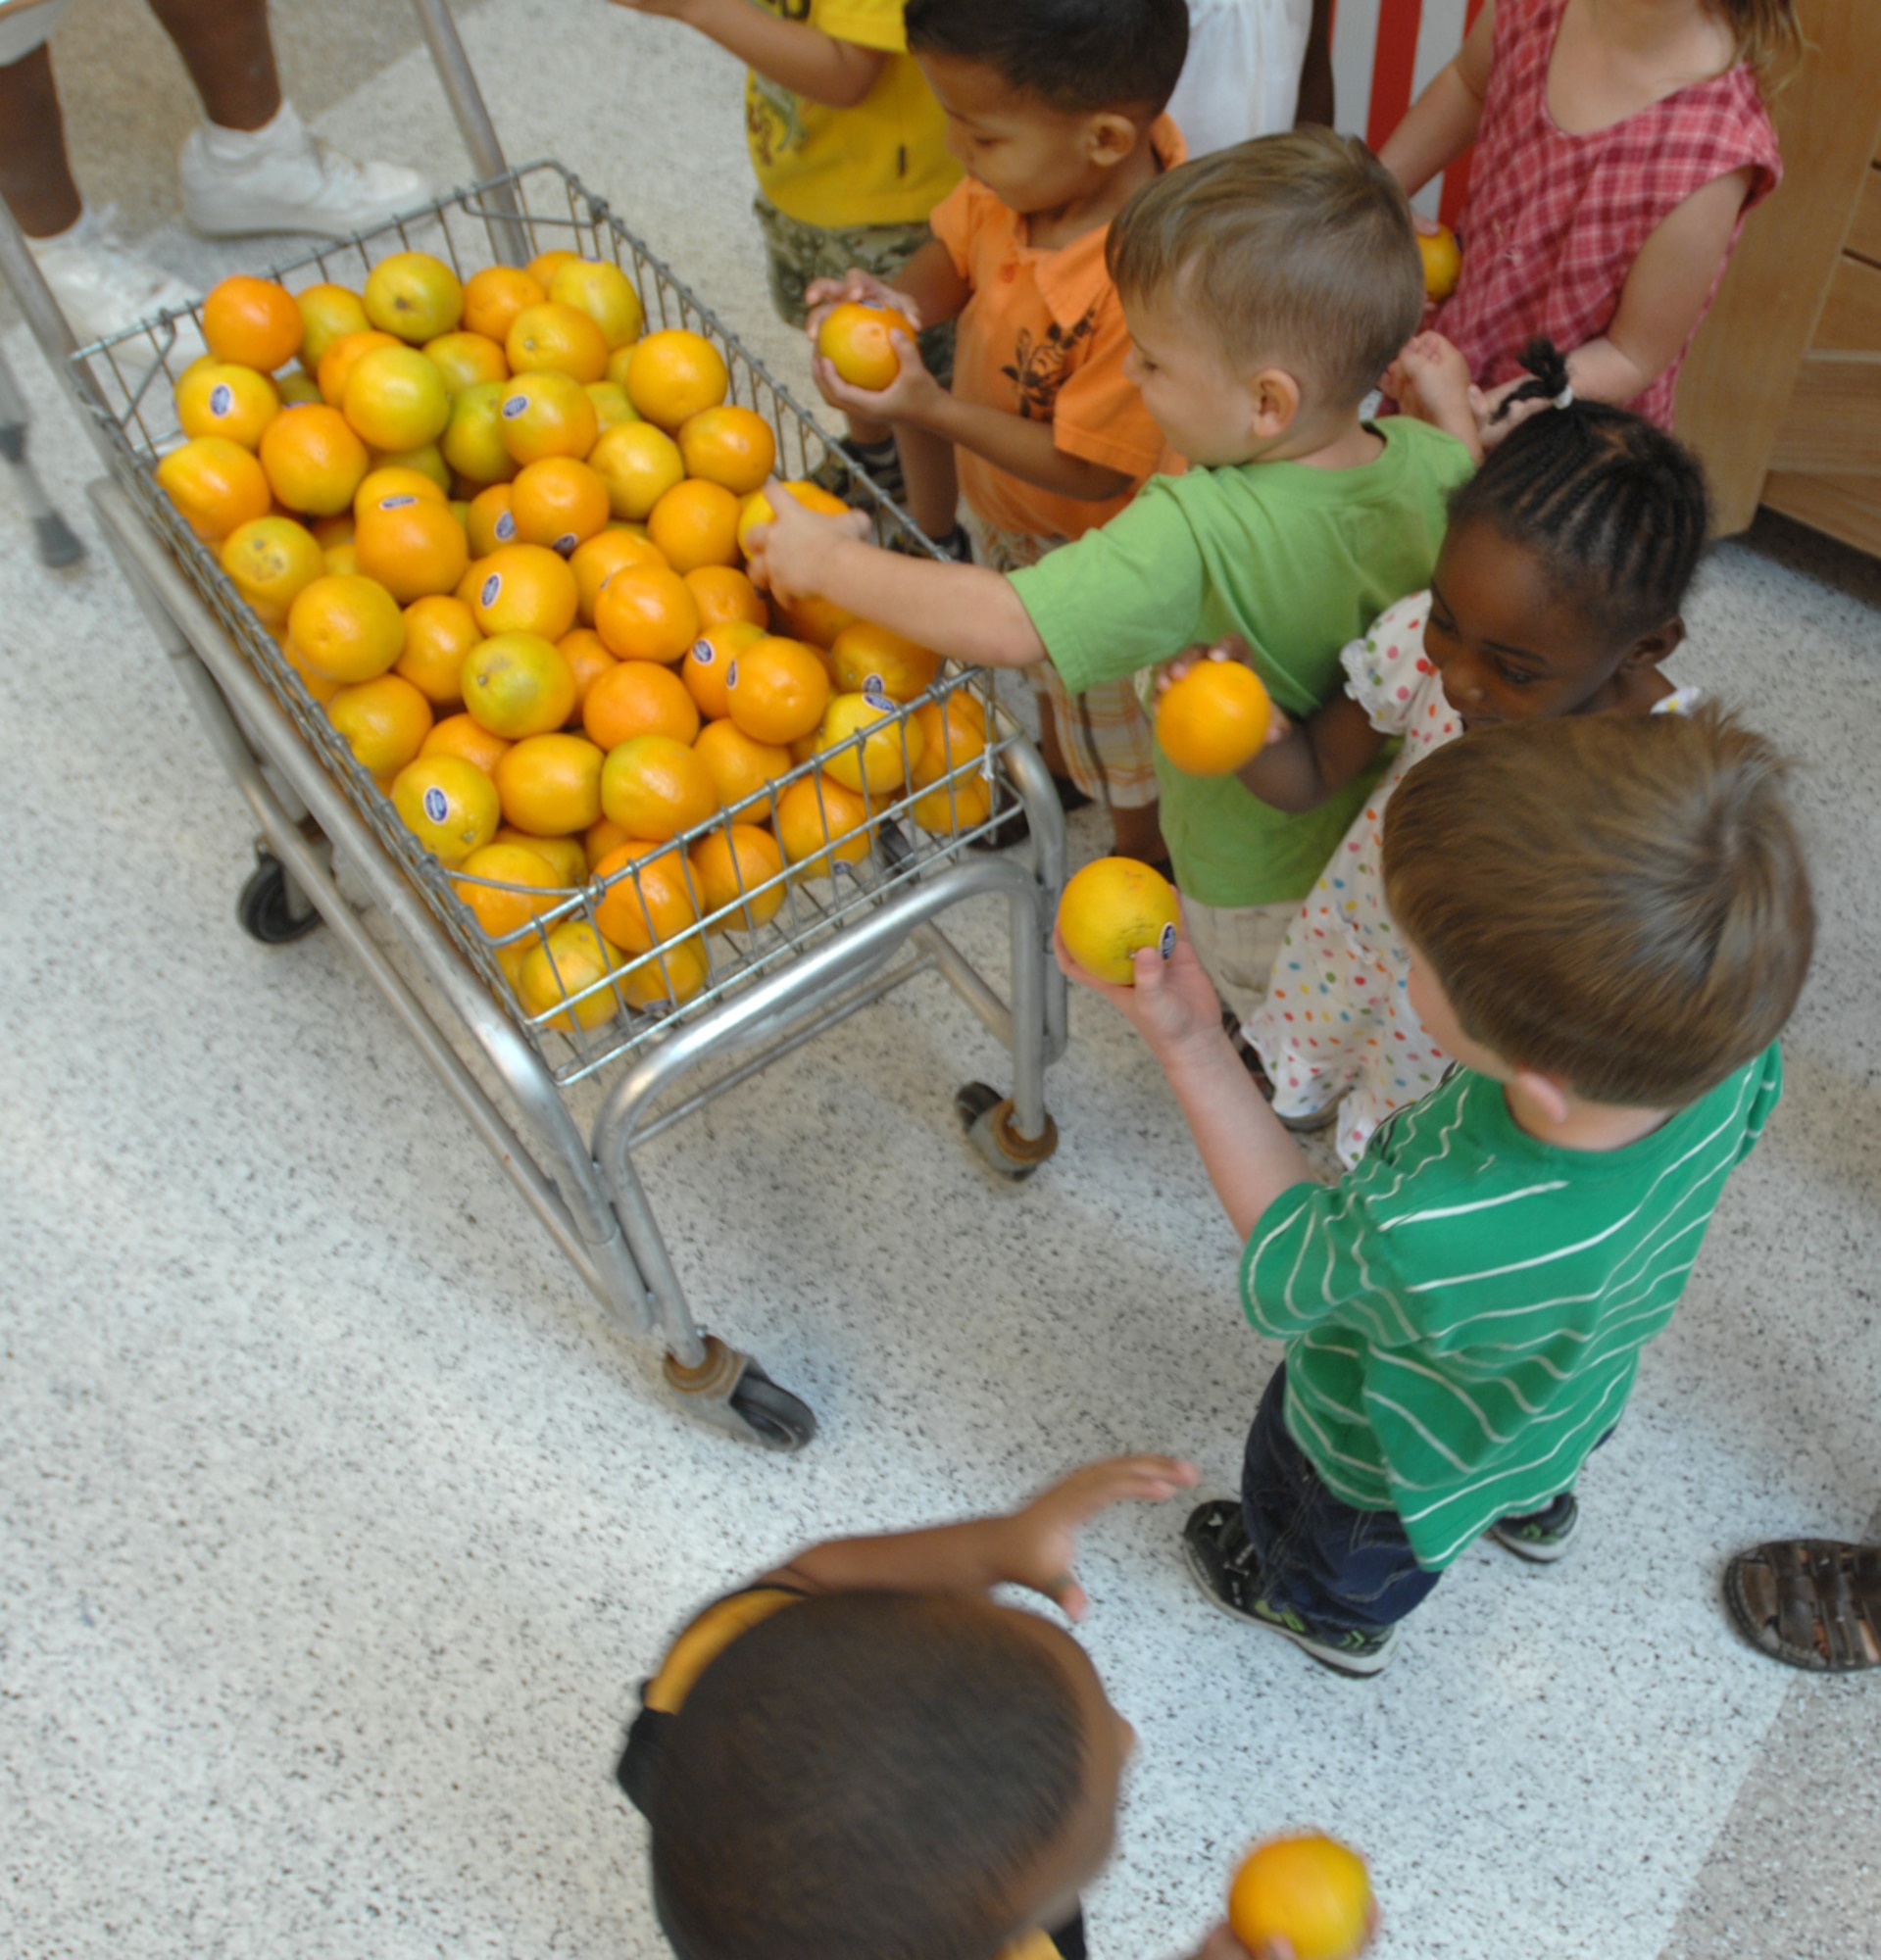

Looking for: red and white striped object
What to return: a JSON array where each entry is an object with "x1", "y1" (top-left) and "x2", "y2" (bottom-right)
[{"x1": 1330, "y1": 0, "x2": 1485, "y2": 224}]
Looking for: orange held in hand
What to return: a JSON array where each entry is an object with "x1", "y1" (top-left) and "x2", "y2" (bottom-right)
[
  {"x1": 817, "y1": 300, "x2": 918, "y2": 392},
  {"x1": 1418, "y1": 224, "x2": 1461, "y2": 302},
  {"x1": 1227, "y1": 1834, "x2": 1373, "y2": 1960},
  {"x1": 735, "y1": 478, "x2": 849, "y2": 557},
  {"x1": 1056, "y1": 857, "x2": 1181, "y2": 987},
  {"x1": 1156, "y1": 660, "x2": 1271, "y2": 777}
]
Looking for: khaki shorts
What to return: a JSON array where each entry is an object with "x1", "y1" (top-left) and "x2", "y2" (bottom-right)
[
  {"x1": 753, "y1": 195, "x2": 955, "y2": 386},
  {"x1": 1181, "y1": 895, "x2": 1300, "y2": 1025},
  {"x1": 0, "y1": 0, "x2": 74, "y2": 65}
]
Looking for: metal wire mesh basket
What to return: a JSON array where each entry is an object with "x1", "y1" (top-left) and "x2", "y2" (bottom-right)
[{"x1": 74, "y1": 161, "x2": 1030, "y2": 1089}]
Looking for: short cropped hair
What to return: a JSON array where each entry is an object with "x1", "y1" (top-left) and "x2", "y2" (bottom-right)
[
  {"x1": 1382, "y1": 707, "x2": 1814, "y2": 1108},
  {"x1": 905, "y1": 0, "x2": 1189, "y2": 119},
  {"x1": 648, "y1": 1593, "x2": 1089, "y2": 1960},
  {"x1": 1109, "y1": 128, "x2": 1424, "y2": 407}
]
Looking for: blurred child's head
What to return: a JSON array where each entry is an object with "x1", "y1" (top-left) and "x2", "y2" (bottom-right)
[
  {"x1": 1383, "y1": 707, "x2": 1813, "y2": 1111},
  {"x1": 1109, "y1": 129, "x2": 1422, "y2": 463},
  {"x1": 646, "y1": 1592, "x2": 1132, "y2": 1960},
  {"x1": 1714, "y1": 0, "x2": 1804, "y2": 87},
  {"x1": 1432, "y1": 353, "x2": 1710, "y2": 728},
  {"x1": 905, "y1": 0, "x2": 1188, "y2": 217}
]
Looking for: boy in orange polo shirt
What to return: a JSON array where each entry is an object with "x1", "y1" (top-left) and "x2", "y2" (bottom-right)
[{"x1": 804, "y1": 0, "x2": 1191, "y2": 867}]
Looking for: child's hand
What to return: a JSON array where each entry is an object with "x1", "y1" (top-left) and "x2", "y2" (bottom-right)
[
  {"x1": 992, "y1": 1454, "x2": 1199, "y2": 1619},
  {"x1": 811, "y1": 330, "x2": 942, "y2": 426},
  {"x1": 1476, "y1": 371, "x2": 1553, "y2": 451},
  {"x1": 742, "y1": 476, "x2": 870, "y2": 604},
  {"x1": 1054, "y1": 924, "x2": 1228, "y2": 1064},
  {"x1": 803, "y1": 269, "x2": 923, "y2": 338}
]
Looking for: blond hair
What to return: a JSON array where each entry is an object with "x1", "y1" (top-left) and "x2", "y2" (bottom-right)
[
  {"x1": 1382, "y1": 707, "x2": 1813, "y2": 1108},
  {"x1": 1711, "y1": 0, "x2": 1804, "y2": 89},
  {"x1": 1108, "y1": 128, "x2": 1424, "y2": 410}
]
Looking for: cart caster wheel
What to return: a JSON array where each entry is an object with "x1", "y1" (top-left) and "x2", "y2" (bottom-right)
[
  {"x1": 955, "y1": 1081, "x2": 1059, "y2": 1182},
  {"x1": 728, "y1": 1363, "x2": 818, "y2": 1452},
  {"x1": 664, "y1": 1335, "x2": 817, "y2": 1451},
  {"x1": 237, "y1": 855, "x2": 322, "y2": 945}
]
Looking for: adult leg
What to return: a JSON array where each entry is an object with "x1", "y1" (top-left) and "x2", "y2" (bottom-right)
[{"x1": 144, "y1": 0, "x2": 279, "y2": 130}]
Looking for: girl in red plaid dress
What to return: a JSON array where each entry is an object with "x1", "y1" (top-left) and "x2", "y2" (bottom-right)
[{"x1": 1378, "y1": 0, "x2": 1795, "y2": 437}]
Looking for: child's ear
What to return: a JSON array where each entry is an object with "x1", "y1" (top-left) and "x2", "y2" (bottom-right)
[
  {"x1": 1624, "y1": 616, "x2": 1686, "y2": 670},
  {"x1": 1247, "y1": 367, "x2": 1302, "y2": 439},
  {"x1": 1086, "y1": 111, "x2": 1142, "y2": 168},
  {"x1": 1510, "y1": 1067, "x2": 1573, "y2": 1127}
]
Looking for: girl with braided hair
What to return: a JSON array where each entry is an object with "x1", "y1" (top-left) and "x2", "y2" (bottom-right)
[{"x1": 1175, "y1": 344, "x2": 1714, "y2": 1162}]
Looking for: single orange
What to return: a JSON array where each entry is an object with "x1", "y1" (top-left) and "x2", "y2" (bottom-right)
[
  {"x1": 587, "y1": 419, "x2": 684, "y2": 521},
  {"x1": 585, "y1": 380, "x2": 636, "y2": 432},
  {"x1": 816, "y1": 300, "x2": 917, "y2": 392},
  {"x1": 311, "y1": 512, "x2": 355, "y2": 548},
  {"x1": 681, "y1": 619, "x2": 765, "y2": 721},
  {"x1": 735, "y1": 477, "x2": 849, "y2": 557},
  {"x1": 295, "y1": 282, "x2": 371, "y2": 370},
  {"x1": 599, "y1": 734, "x2": 718, "y2": 841},
  {"x1": 909, "y1": 690, "x2": 989, "y2": 787},
  {"x1": 221, "y1": 514, "x2": 325, "y2": 625},
  {"x1": 815, "y1": 691, "x2": 923, "y2": 794},
  {"x1": 462, "y1": 266, "x2": 545, "y2": 345},
  {"x1": 582, "y1": 659, "x2": 700, "y2": 750},
  {"x1": 510, "y1": 455, "x2": 610, "y2": 554},
  {"x1": 423, "y1": 329, "x2": 509, "y2": 394},
  {"x1": 604, "y1": 342, "x2": 637, "y2": 389},
  {"x1": 1227, "y1": 1836, "x2": 1372, "y2": 1960},
  {"x1": 558, "y1": 626, "x2": 617, "y2": 710},
  {"x1": 493, "y1": 731, "x2": 606, "y2": 834},
  {"x1": 520, "y1": 919, "x2": 621, "y2": 1034},
  {"x1": 624, "y1": 328, "x2": 728, "y2": 428},
  {"x1": 676, "y1": 404, "x2": 776, "y2": 496},
  {"x1": 323, "y1": 541, "x2": 359, "y2": 576},
  {"x1": 620, "y1": 933, "x2": 709, "y2": 1010},
  {"x1": 524, "y1": 249, "x2": 581, "y2": 292},
  {"x1": 1056, "y1": 857, "x2": 1181, "y2": 986},
  {"x1": 467, "y1": 483, "x2": 520, "y2": 558},
  {"x1": 203, "y1": 274, "x2": 303, "y2": 372},
  {"x1": 317, "y1": 327, "x2": 400, "y2": 406},
  {"x1": 497, "y1": 369, "x2": 599, "y2": 466},
  {"x1": 495, "y1": 826, "x2": 586, "y2": 887},
  {"x1": 276, "y1": 369, "x2": 322, "y2": 407},
  {"x1": 156, "y1": 435, "x2": 272, "y2": 541},
  {"x1": 258, "y1": 402, "x2": 371, "y2": 516},
  {"x1": 454, "y1": 555, "x2": 488, "y2": 606},
  {"x1": 1419, "y1": 224, "x2": 1461, "y2": 302},
  {"x1": 368, "y1": 440, "x2": 450, "y2": 493},
  {"x1": 647, "y1": 477, "x2": 741, "y2": 574},
  {"x1": 585, "y1": 814, "x2": 635, "y2": 871},
  {"x1": 355, "y1": 495, "x2": 470, "y2": 604},
  {"x1": 506, "y1": 301, "x2": 609, "y2": 384},
  {"x1": 775, "y1": 774, "x2": 872, "y2": 875},
  {"x1": 354, "y1": 464, "x2": 449, "y2": 517},
  {"x1": 548, "y1": 258, "x2": 644, "y2": 350},
  {"x1": 684, "y1": 564, "x2": 766, "y2": 631},
  {"x1": 592, "y1": 841, "x2": 701, "y2": 955},
  {"x1": 1156, "y1": 661, "x2": 1272, "y2": 776},
  {"x1": 911, "y1": 772, "x2": 993, "y2": 835},
  {"x1": 396, "y1": 593, "x2": 479, "y2": 707},
  {"x1": 569, "y1": 527, "x2": 665, "y2": 622},
  {"x1": 421, "y1": 711, "x2": 512, "y2": 773},
  {"x1": 462, "y1": 630, "x2": 577, "y2": 738},
  {"x1": 691, "y1": 823, "x2": 785, "y2": 932},
  {"x1": 391, "y1": 753, "x2": 501, "y2": 865},
  {"x1": 328, "y1": 671, "x2": 434, "y2": 776},
  {"x1": 452, "y1": 841, "x2": 559, "y2": 939},
  {"x1": 829, "y1": 619, "x2": 940, "y2": 702},
  {"x1": 724, "y1": 635, "x2": 830, "y2": 745},
  {"x1": 363, "y1": 251, "x2": 463, "y2": 343},
  {"x1": 777, "y1": 589, "x2": 861, "y2": 650},
  {"x1": 342, "y1": 344, "x2": 451, "y2": 451},
  {"x1": 288, "y1": 571, "x2": 406, "y2": 682},
  {"x1": 280, "y1": 634, "x2": 340, "y2": 705},
  {"x1": 176, "y1": 361, "x2": 279, "y2": 449},
  {"x1": 593, "y1": 564, "x2": 700, "y2": 664},
  {"x1": 470, "y1": 542, "x2": 580, "y2": 640},
  {"x1": 693, "y1": 716, "x2": 791, "y2": 812},
  {"x1": 441, "y1": 378, "x2": 518, "y2": 486}
]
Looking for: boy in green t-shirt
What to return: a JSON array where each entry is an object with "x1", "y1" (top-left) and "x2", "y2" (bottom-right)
[
  {"x1": 612, "y1": 0, "x2": 959, "y2": 491},
  {"x1": 748, "y1": 127, "x2": 1474, "y2": 1020},
  {"x1": 1061, "y1": 709, "x2": 1814, "y2": 1679}
]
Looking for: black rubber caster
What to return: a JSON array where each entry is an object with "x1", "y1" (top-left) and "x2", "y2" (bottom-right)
[
  {"x1": 728, "y1": 1363, "x2": 818, "y2": 1451},
  {"x1": 237, "y1": 854, "x2": 322, "y2": 944},
  {"x1": 955, "y1": 1080, "x2": 1059, "y2": 1181}
]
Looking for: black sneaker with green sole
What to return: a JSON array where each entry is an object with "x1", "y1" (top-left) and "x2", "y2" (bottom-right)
[{"x1": 1489, "y1": 1492, "x2": 1580, "y2": 1563}]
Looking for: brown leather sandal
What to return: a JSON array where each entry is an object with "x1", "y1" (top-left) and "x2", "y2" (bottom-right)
[{"x1": 1723, "y1": 1539, "x2": 1881, "y2": 1672}]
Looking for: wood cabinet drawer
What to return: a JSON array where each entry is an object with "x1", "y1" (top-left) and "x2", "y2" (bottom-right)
[
  {"x1": 1815, "y1": 250, "x2": 1881, "y2": 347},
  {"x1": 1763, "y1": 470, "x2": 1881, "y2": 555},
  {"x1": 1768, "y1": 354, "x2": 1881, "y2": 474},
  {"x1": 1849, "y1": 168, "x2": 1881, "y2": 265}
]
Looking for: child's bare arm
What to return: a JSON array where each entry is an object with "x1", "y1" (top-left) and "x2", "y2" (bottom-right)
[
  {"x1": 1383, "y1": 331, "x2": 1484, "y2": 459},
  {"x1": 765, "y1": 1455, "x2": 1200, "y2": 1617},
  {"x1": 1377, "y1": 0, "x2": 1495, "y2": 196},
  {"x1": 747, "y1": 482, "x2": 1048, "y2": 665},
  {"x1": 614, "y1": 0, "x2": 887, "y2": 107}
]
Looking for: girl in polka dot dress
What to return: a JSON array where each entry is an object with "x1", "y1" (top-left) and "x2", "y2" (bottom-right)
[{"x1": 1230, "y1": 353, "x2": 1709, "y2": 1164}]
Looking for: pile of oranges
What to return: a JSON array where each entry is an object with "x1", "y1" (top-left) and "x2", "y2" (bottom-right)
[{"x1": 152, "y1": 251, "x2": 993, "y2": 1034}]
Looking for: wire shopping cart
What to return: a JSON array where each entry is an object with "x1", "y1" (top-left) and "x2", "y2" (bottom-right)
[{"x1": 0, "y1": 0, "x2": 1066, "y2": 1451}]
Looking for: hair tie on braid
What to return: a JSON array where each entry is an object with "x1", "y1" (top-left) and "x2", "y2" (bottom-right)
[{"x1": 1552, "y1": 381, "x2": 1575, "y2": 411}]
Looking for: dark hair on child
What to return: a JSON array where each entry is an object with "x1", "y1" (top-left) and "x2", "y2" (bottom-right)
[
  {"x1": 1449, "y1": 341, "x2": 1712, "y2": 643},
  {"x1": 904, "y1": 0, "x2": 1190, "y2": 118},
  {"x1": 1383, "y1": 705, "x2": 1814, "y2": 1107},
  {"x1": 647, "y1": 1592, "x2": 1090, "y2": 1960},
  {"x1": 1109, "y1": 128, "x2": 1423, "y2": 408}
]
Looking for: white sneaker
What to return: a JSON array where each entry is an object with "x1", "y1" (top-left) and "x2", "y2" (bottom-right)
[
  {"x1": 27, "y1": 208, "x2": 205, "y2": 365},
  {"x1": 179, "y1": 100, "x2": 427, "y2": 241}
]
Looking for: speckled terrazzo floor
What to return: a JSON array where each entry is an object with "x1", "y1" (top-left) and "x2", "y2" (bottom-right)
[{"x1": 2, "y1": 6, "x2": 1879, "y2": 1957}]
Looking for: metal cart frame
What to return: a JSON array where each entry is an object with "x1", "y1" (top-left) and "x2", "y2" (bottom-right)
[{"x1": 0, "y1": 0, "x2": 1066, "y2": 1450}]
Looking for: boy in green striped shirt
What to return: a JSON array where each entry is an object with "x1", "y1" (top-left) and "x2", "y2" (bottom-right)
[{"x1": 1060, "y1": 708, "x2": 1815, "y2": 1677}]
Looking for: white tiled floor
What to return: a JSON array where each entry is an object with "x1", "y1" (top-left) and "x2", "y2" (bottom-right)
[{"x1": 3, "y1": 6, "x2": 1878, "y2": 1957}]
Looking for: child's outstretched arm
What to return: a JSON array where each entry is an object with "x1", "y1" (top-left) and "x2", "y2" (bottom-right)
[
  {"x1": 613, "y1": 0, "x2": 888, "y2": 106},
  {"x1": 1377, "y1": 0, "x2": 1495, "y2": 198},
  {"x1": 1057, "y1": 931, "x2": 1317, "y2": 1239},
  {"x1": 747, "y1": 479, "x2": 1048, "y2": 666},
  {"x1": 766, "y1": 1454, "x2": 1200, "y2": 1618}
]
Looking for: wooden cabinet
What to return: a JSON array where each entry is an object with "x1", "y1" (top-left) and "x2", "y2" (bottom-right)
[{"x1": 1675, "y1": 0, "x2": 1881, "y2": 551}]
